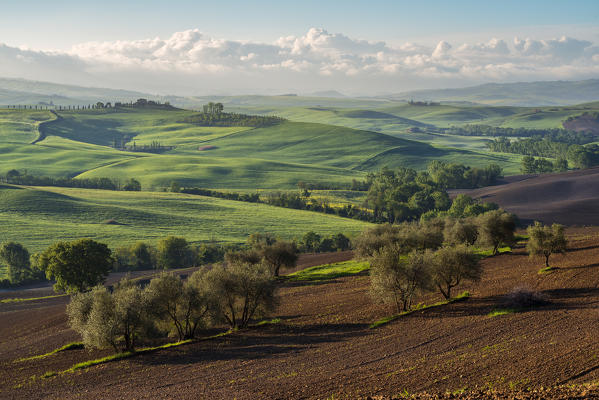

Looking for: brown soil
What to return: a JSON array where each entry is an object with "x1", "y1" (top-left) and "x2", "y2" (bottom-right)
[
  {"x1": 2, "y1": 235, "x2": 599, "y2": 399},
  {"x1": 456, "y1": 167, "x2": 599, "y2": 226},
  {"x1": 563, "y1": 114, "x2": 599, "y2": 134}
]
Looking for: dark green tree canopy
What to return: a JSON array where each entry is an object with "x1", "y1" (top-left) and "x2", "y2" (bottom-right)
[{"x1": 38, "y1": 239, "x2": 112, "y2": 293}]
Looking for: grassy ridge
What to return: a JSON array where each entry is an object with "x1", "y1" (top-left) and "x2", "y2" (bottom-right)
[{"x1": 0, "y1": 185, "x2": 371, "y2": 253}]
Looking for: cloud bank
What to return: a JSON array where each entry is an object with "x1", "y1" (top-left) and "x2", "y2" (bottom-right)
[{"x1": 1, "y1": 28, "x2": 598, "y2": 94}]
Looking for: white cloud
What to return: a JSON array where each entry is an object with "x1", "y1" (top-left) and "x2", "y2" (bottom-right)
[{"x1": 0, "y1": 28, "x2": 597, "y2": 94}]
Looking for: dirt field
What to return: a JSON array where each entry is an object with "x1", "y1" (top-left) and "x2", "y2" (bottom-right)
[
  {"x1": 454, "y1": 167, "x2": 599, "y2": 226},
  {"x1": 1, "y1": 235, "x2": 599, "y2": 399}
]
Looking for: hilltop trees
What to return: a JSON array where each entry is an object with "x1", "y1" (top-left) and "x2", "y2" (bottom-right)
[
  {"x1": 38, "y1": 239, "x2": 113, "y2": 293},
  {"x1": 526, "y1": 222, "x2": 567, "y2": 268}
]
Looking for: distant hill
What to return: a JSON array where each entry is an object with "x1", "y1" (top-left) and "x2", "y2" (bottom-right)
[
  {"x1": 307, "y1": 90, "x2": 347, "y2": 98},
  {"x1": 457, "y1": 167, "x2": 599, "y2": 225},
  {"x1": 0, "y1": 77, "x2": 157, "y2": 105},
  {"x1": 391, "y1": 79, "x2": 599, "y2": 106}
]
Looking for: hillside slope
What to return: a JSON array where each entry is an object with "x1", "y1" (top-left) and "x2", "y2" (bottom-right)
[
  {"x1": 457, "y1": 167, "x2": 599, "y2": 225},
  {"x1": 2, "y1": 229, "x2": 599, "y2": 398}
]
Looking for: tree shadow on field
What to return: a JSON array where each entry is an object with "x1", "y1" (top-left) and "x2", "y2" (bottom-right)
[
  {"x1": 415, "y1": 287, "x2": 599, "y2": 319},
  {"x1": 566, "y1": 244, "x2": 599, "y2": 253},
  {"x1": 560, "y1": 262, "x2": 599, "y2": 271},
  {"x1": 136, "y1": 322, "x2": 371, "y2": 366}
]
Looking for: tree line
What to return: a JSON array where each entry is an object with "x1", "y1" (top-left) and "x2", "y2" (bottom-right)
[
  {"x1": 0, "y1": 230, "x2": 351, "y2": 288},
  {"x1": 488, "y1": 136, "x2": 599, "y2": 171},
  {"x1": 442, "y1": 124, "x2": 589, "y2": 139},
  {"x1": 3, "y1": 170, "x2": 142, "y2": 191}
]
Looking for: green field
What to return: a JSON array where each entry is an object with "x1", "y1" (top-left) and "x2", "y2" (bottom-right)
[
  {"x1": 0, "y1": 107, "x2": 530, "y2": 189},
  {"x1": 0, "y1": 184, "x2": 371, "y2": 253},
  {"x1": 0, "y1": 99, "x2": 596, "y2": 258}
]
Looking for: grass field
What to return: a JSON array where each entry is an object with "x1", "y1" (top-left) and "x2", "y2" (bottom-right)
[
  {"x1": 0, "y1": 185, "x2": 372, "y2": 253},
  {"x1": 0, "y1": 107, "x2": 531, "y2": 188}
]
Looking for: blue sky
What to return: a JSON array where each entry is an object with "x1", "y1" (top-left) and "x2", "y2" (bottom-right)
[
  {"x1": 0, "y1": 0, "x2": 597, "y2": 94},
  {"x1": 2, "y1": 0, "x2": 597, "y2": 50}
]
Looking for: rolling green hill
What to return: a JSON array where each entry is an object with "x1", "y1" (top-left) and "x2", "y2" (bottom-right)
[
  {"x1": 0, "y1": 185, "x2": 371, "y2": 253},
  {"x1": 0, "y1": 107, "x2": 526, "y2": 189}
]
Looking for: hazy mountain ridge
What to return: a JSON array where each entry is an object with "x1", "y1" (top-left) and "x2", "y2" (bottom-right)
[{"x1": 391, "y1": 79, "x2": 599, "y2": 106}]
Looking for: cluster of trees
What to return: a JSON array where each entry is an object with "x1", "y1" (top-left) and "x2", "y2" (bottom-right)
[
  {"x1": 364, "y1": 163, "x2": 501, "y2": 224},
  {"x1": 355, "y1": 210, "x2": 516, "y2": 312},
  {"x1": 407, "y1": 100, "x2": 440, "y2": 106},
  {"x1": 113, "y1": 99, "x2": 174, "y2": 109},
  {"x1": 67, "y1": 262, "x2": 276, "y2": 352},
  {"x1": 3, "y1": 170, "x2": 142, "y2": 191},
  {"x1": 443, "y1": 124, "x2": 588, "y2": 139},
  {"x1": 297, "y1": 232, "x2": 351, "y2": 254},
  {"x1": 520, "y1": 156, "x2": 568, "y2": 174},
  {"x1": 488, "y1": 137, "x2": 599, "y2": 170},
  {"x1": 182, "y1": 188, "x2": 261, "y2": 203},
  {"x1": 113, "y1": 140, "x2": 175, "y2": 154},
  {"x1": 182, "y1": 110, "x2": 284, "y2": 127},
  {"x1": 202, "y1": 102, "x2": 224, "y2": 114}
]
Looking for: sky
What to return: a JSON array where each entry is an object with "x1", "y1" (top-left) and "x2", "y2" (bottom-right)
[{"x1": 0, "y1": 0, "x2": 598, "y2": 95}]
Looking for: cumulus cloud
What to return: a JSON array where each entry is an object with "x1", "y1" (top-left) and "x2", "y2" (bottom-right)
[{"x1": 0, "y1": 28, "x2": 597, "y2": 94}]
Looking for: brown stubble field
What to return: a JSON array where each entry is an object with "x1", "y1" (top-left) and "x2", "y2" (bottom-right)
[{"x1": 2, "y1": 230, "x2": 599, "y2": 399}]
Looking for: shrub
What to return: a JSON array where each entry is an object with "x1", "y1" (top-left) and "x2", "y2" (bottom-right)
[{"x1": 504, "y1": 287, "x2": 550, "y2": 309}]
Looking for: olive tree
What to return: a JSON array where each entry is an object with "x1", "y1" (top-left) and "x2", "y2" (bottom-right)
[
  {"x1": 444, "y1": 218, "x2": 478, "y2": 246},
  {"x1": 37, "y1": 239, "x2": 112, "y2": 293},
  {"x1": 476, "y1": 210, "x2": 516, "y2": 255},
  {"x1": 432, "y1": 245, "x2": 481, "y2": 299},
  {"x1": 145, "y1": 271, "x2": 212, "y2": 340},
  {"x1": 67, "y1": 280, "x2": 148, "y2": 352},
  {"x1": 526, "y1": 222, "x2": 567, "y2": 268},
  {"x1": 260, "y1": 241, "x2": 298, "y2": 277},
  {"x1": 370, "y1": 245, "x2": 433, "y2": 312},
  {"x1": 203, "y1": 261, "x2": 276, "y2": 329}
]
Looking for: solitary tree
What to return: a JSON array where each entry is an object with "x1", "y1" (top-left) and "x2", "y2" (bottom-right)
[
  {"x1": 38, "y1": 239, "x2": 112, "y2": 293},
  {"x1": 432, "y1": 245, "x2": 481, "y2": 299},
  {"x1": 0, "y1": 242, "x2": 32, "y2": 284},
  {"x1": 526, "y1": 222, "x2": 567, "y2": 268},
  {"x1": 370, "y1": 245, "x2": 433, "y2": 312},
  {"x1": 476, "y1": 210, "x2": 516, "y2": 255}
]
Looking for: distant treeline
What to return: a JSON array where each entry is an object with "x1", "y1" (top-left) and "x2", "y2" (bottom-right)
[
  {"x1": 443, "y1": 124, "x2": 592, "y2": 139},
  {"x1": 3, "y1": 170, "x2": 142, "y2": 191},
  {"x1": 182, "y1": 112, "x2": 285, "y2": 127},
  {"x1": 183, "y1": 161, "x2": 502, "y2": 225},
  {"x1": 3, "y1": 98, "x2": 175, "y2": 111},
  {"x1": 487, "y1": 137, "x2": 599, "y2": 170}
]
